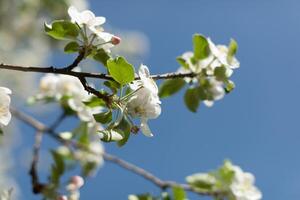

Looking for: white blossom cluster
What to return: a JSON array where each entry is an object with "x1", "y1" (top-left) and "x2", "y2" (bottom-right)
[
  {"x1": 38, "y1": 72, "x2": 123, "y2": 141},
  {"x1": 57, "y1": 175, "x2": 84, "y2": 200},
  {"x1": 126, "y1": 65, "x2": 161, "y2": 137},
  {"x1": 179, "y1": 38, "x2": 240, "y2": 107},
  {"x1": 186, "y1": 162, "x2": 262, "y2": 200},
  {"x1": 0, "y1": 87, "x2": 12, "y2": 129}
]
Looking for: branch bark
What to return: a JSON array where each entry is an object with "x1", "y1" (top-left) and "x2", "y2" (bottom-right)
[{"x1": 0, "y1": 63, "x2": 197, "y2": 81}]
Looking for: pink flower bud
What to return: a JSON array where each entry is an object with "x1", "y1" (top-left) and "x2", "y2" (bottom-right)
[
  {"x1": 70, "y1": 175, "x2": 84, "y2": 189},
  {"x1": 57, "y1": 195, "x2": 68, "y2": 200},
  {"x1": 111, "y1": 36, "x2": 121, "y2": 45}
]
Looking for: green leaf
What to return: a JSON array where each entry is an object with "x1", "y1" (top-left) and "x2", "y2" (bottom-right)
[
  {"x1": 173, "y1": 186, "x2": 187, "y2": 200},
  {"x1": 64, "y1": 41, "x2": 80, "y2": 53},
  {"x1": 94, "y1": 111, "x2": 112, "y2": 124},
  {"x1": 104, "y1": 80, "x2": 121, "y2": 94},
  {"x1": 45, "y1": 20, "x2": 79, "y2": 40},
  {"x1": 193, "y1": 34, "x2": 209, "y2": 60},
  {"x1": 107, "y1": 57, "x2": 135, "y2": 85},
  {"x1": 93, "y1": 48, "x2": 111, "y2": 66},
  {"x1": 214, "y1": 66, "x2": 228, "y2": 81},
  {"x1": 225, "y1": 80, "x2": 235, "y2": 93},
  {"x1": 227, "y1": 39, "x2": 238, "y2": 63},
  {"x1": 159, "y1": 78, "x2": 186, "y2": 98},
  {"x1": 82, "y1": 162, "x2": 97, "y2": 177},
  {"x1": 50, "y1": 151, "x2": 65, "y2": 185},
  {"x1": 0, "y1": 128, "x2": 3, "y2": 135},
  {"x1": 83, "y1": 97, "x2": 106, "y2": 108},
  {"x1": 184, "y1": 87, "x2": 201, "y2": 112},
  {"x1": 176, "y1": 57, "x2": 189, "y2": 69},
  {"x1": 116, "y1": 117, "x2": 132, "y2": 147},
  {"x1": 186, "y1": 173, "x2": 216, "y2": 191}
]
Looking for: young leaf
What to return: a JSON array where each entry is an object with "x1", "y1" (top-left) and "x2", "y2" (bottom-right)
[
  {"x1": 225, "y1": 80, "x2": 235, "y2": 93},
  {"x1": 94, "y1": 111, "x2": 112, "y2": 124},
  {"x1": 104, "y1": 80, "x2": 121, "y2": 94},
  {"x1": 93, "y1": 48, "x2": 111, "y2": 66},
  {"x1": 227, "y1": 39, "x2": 238, "y2": 63},
  {"x1": 64, "y1": 41, "x2": 80, "y2": 53},
  {"x1": 214, "y1": 66, "x2": 228, "y2": 81},
  {"x1": 159, "y1": 78, "x2": 186, "y2": 98},
  {"x1": 115, "y1": 117, "x2": 132, "y2": 147},
  {"x1": 44, "y1": 20, "x2": 79, "y2": 40},
  {"x1": 173, "y1": 186, "x2": 187, "y2": 200},
  {"x1": 176, "y1": 57, "x2": 189, "y2": 69},
  {"x1": 184, "y1": 87, "x2": 201, "y2": 112},
  {"x1": 107, "y1": 57, "x2": 135, "y2": 85},
  {"x1": 193, "y1": 34, "x2": 209, "y2": 60}
]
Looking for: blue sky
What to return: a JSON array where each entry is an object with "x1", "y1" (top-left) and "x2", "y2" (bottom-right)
[{"x1": 16, "y1": 0, "x2": 300, "y2": 199}]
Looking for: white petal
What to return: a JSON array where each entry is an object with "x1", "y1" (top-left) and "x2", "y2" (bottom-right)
[
  {"x1": 0, "y1": 87, "x2": 11, "y2": 95},
  {"x1": 89, "y1": 16, "x2": 106, "y2": 26},
  {"x1": 81, "y1": 10, "x2": 96, "y2": 24},
  {"x1": 203, "y1": 100, "x2": 214, "y2": 107},
  {"x1": 0, "y1": 111, "x2": 11, "y2": 126},
  {"x1": 138, "y1": 64, "x2": 150, "y2": 79},
  {"x1": 68, "y1": 6, "x2": 81, "y2": 23},
  {"x1": 96, "y1": 31, "x2": 113, "y2": 42},
  {"x1": 140, "y1": 118, "x2": 153, "y2": 137},
  {"x1": 110, "y1": 130, "x2": 124, "y2": 141}
]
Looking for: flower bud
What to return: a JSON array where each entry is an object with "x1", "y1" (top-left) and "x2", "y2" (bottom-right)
[
  {"x1": 111, "y1": 36, "x2": 121, "y2": 45},
  {"x1": 57, "y1": 195, "x2": 68, "y2": 200},
  {"x1": 67, "y1": 175, "x2": 84, "y2": 191}
]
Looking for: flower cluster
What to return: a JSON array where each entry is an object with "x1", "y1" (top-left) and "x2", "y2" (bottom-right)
[
  {"x1": 126, "y1": 65, "x2": 161, "y2": 137},
  {"x1": 38, "y1": 72, "x2": 97, "y2": 121},
  {"x1": 0, "y1": 87, "x2": 12, "y2": 129},
  {"x1": 58, "y1": 175, "x2": 84, "y2": 200},
  {"x1": 178, "y1": 35, "x2": 239, "y2": 107},
  {"x1": 67, "y1": 6, "x2": 120, "y2": 51},
  {"x1": 186, "y1": 161, "x2": 262, "y2": 200}
]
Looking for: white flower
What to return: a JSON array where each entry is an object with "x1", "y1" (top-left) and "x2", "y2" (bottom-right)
[
  {"x1": 57, "y1": 74, "x2": 89, "y2": 100},
  {"x1": 126, "y1": 65, "x2": 161, "y2": 137},
  {"x1": 207, "y1": 38, "x2": 240, "y2": 77},
  {"x1": 203, "y1": 78, "x2": 225, "y2": 107},
  {"x1": 67, "y1": 175, "x2": 84, "y2": 191},
  {"x1": 0, "y1": 87, "x2": 12, "y2": 128},
  {"x1": 67, "y1": 6, "x2": 117, "y2": 50},
  {"x1": 74, "y1": 141, "x2": 104, "y2": 167},
  {"x1": 230, "y1": 165, "x2": 262, "y2": 200},
  {"x1": 39, "y1": 74, "x2": 60, "y2": 98},
  {"x1": 68, "y1": 6, "x2": 106, "y2": 31}
]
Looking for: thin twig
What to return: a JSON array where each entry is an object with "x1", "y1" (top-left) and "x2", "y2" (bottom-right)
[
  {"x1": 64, "y1": 48, "x2": 86, "y2": 71},
  {"x1": 29, "y1": 130, "x2": 45, "y2": 194},
  {"x1": 11, "y1": 108, "x2": 222, "y2": 197}
]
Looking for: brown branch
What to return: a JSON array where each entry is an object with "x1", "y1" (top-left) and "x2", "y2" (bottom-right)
[
  {"x1": 0, "y1": 63, "x2": 197, "y2": 81},
  {"x1": 29, "y1": 130, "x2": 46, "y2": 194},
  {"x1": 64, "y1": 48, "x2": 86, "y2": 71},
  {"x1": 11, "y1": 108, "x2": 223, "y2": 197}
]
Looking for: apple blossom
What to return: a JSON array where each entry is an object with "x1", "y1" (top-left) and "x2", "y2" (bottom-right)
[
  {"x1": 0, "y1": 87, "x2": 12, "y2": 128},
  {"x1": 74, "y1": 141, "x2": 104, "y2": 167},
  {"x1": 68, "y1": 6, "x2": 105, "y2": 31},
  {"x1": 229, "y1": 165, "x2": 262, "y2": 200},
  {"x1": 67, "y1": 176, "x2": 84, "y2": 191},
  {"x1": 57, "y1": 195, "x2": 68, "y2": 200},
  {"x1": 203, "y1": 78, "x2": 225, "y2": 107},
  {"x1": 126, "y1": 65, "x2": 161, "y2": 137}
]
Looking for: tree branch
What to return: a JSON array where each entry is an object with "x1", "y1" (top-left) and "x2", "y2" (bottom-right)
[
  {"x1": 0, "y1": 63, "x2": 197, "y2": 81},
  {"x1": 11, "y1": 108, "x2": 223, "y2": 197}
]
